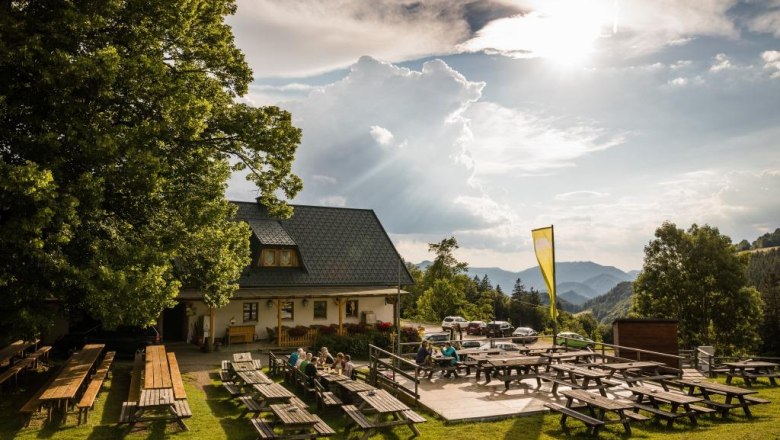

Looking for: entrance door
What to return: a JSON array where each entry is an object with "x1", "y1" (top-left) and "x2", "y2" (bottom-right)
[{"x1": 162, "y1": 302, "x2": 187, "y2": 341}]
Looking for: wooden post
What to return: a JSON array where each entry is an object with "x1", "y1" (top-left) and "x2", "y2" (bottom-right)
[
  {"x1": 276, "y1": 299, "x2": 282, "y2": 347},
  {"x1": 209, "y1": 307, "x2": 215, "y2": 350},
  {"x1": 338, "y1": 297, "x2": 344, "y2": 336}
]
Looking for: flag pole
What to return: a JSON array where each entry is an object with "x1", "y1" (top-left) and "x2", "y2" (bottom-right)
[{"x1": 551, "y1": 225, "x2": 558, "y2": 347}]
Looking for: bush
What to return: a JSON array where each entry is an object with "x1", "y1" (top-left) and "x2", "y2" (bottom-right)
[
  {"x1": 376, "y1": 321, "x2": 393, "y2": 332},
  {"x1": 313, "y1": 326, "x2": 394, "y2": 357}
]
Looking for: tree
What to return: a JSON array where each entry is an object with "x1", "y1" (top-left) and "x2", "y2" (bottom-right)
[
  {"x1": 0, "y1": 1, "x2": 302, "y2": 340},
  {"x1": 633, "y1": 222, "x2": 763, "y2": 355},
  {"x1": 422, "y1": 237, "x2": 467, "y2": 287},
  {"x1": 753, "y1": 228, "x2": 780, "y2": 249},
  {"x1": 746, "y1": 249, "x2": 780, "y2": 355}
]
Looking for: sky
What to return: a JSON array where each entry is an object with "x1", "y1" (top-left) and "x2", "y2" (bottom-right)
[{"x1": 224, "y1": 0, "x2": 780, "y2": 272}]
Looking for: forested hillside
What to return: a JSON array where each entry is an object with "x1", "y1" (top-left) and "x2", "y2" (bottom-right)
[{"x1": 580, "y1": 281, "x2": 633, "y2": 323}]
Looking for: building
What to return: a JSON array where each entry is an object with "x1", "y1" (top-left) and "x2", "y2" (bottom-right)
[{"x1": 162, "y1": 201, "x2": 414, "y2": 346}]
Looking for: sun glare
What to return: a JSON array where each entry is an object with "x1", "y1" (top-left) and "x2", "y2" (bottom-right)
[{"x1": 533, "y1": 1, "x2": 611, "y2": 66}]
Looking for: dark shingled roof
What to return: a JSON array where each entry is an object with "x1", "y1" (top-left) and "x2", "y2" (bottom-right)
[{"x1": 233, "y1": 202, "x2": 414, "y2": 287}]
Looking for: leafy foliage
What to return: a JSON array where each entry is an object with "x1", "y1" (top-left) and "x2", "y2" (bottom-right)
[
  {"x1": 633, "y1": 222, "x2": 763, "y2": 355},
  {"x1": 580, "y1": 281, "x2": 634, "y2": 323},
  {"x1": 746, "y1": 248, "x2": 780, "y2": 355},
  {"x1": 0, "y1": 0, "x2": 301, "y2": 338},
  {"x1": 752, "y1": 228, "x2": 780, "y2": 249}
]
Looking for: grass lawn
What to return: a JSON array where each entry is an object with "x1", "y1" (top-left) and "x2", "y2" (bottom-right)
[{"x1": 1, "y1": 362, "x2": 779, "y2": 439}]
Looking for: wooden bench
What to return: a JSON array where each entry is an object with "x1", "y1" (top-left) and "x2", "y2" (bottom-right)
[
  {"x1": 294, "y1": 367, "x2": 315, "y2": 398},
  {"x1": 688, "y1": 404, "x2": 717, "y2": 415},
  {"x1": 118, "y1": 401, "x2": 137, "y2": 424},
  {"x1": 0, "y1": 357, "x2": 35, "y2": 390},
  {"x1": 744, "y1": 396, "x2": 771, "y2": 405},
  {"x1": 314, "y1": 379, "x2": 343, "y2": 410},
  {"x1": 545, "y1": 402, "x2": 605, "y2": 435},
  {"x1": 221, "y1": 360, "x2": 230, "y2": 371},
  {"x1": 494, "y1": 372, "x2": 542, "y2": 390},
  {"x1": 173, "y1": 399, "x2": 192, "y2": 418},
  {"x1": 219, "y1": 370, "x2": 233, "y2": 382},
  {"x1": 251, "y1": 418, "x2": 277, "y2": 439},
  {"x1": 222, "y1": 381, "x2": 242, "y2": 399},
  {"x1": 167, "y1": 353, "x2": 187, "y2": 400},
  {"x1": 127, "y1": 353, "x2": 144, "y2": 403},
  {"x1": 268, "y1": 352, "x2": 284, "y2": 377},
  {"x1": 19, "y1": 367, "x2": 59, "y2": 426},
  {"x1": 623, "y1": 411, "x2": 650, "y2": 422},
  {"x1": 77, "y1": 370, "x2": 107, "y2": 424},
  {"x1": 343, "y1": 404, "x2": 376, "y2": 430},
  {"x1": 253, "y1": 359, "x2": 263, "y2": 370},
  {"x1": 238, "y1": 395, "x2": 266, "y2": 418},
  {"x1": 227, "y1": 325, "x2": 254, "y2": 344},
  {"x1": 27, "y1": 346, "x2": 52, "y2": 369},
  {"x1": 632, "y1": 402, "x2": 689, "y2": 425},
  {"x1": 312, "y1": 414, "x2": 336, "y2": 437},
  {"x1": 401, "y1": 409, "x2": 427, "y2": 424}
]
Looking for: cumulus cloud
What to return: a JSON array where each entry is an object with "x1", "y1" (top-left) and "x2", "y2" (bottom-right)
[
  {"x1": 369, "y1": 126, "x2": 395, "y2": 146},
  {"x1": 762, "y1": 51, "x2": 780, "y2": 78},
  {"x1": 746, "y1": 3, "x2": 780, "y2": 38},
  {"x1": 668, "y1": 77, "x2": 689, "y2": 86},
  {"x1": 710, "y1": 53, "x2": 733, "y2": 72}
]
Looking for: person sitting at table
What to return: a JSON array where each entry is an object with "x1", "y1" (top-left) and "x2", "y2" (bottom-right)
[
  {"x1": 441, "y1": 341, "x2": 459, "y2": 378},
  {"x1": 317, "y1": 347, "x2": 334, "y2": 366},
  {"x1": 331, "y1": 352, "x2": 346, "y2": 372},
  {"x1": 299, "y1": 352, "x2": 313, "y2": 371},
  {"x1": 305, "y1": 356, "x2": 319, "y2": 386},
  {"x1": 288, "y1": 347, "x2": 304, "y2": 367},
  {"x1": 344, "y1": 354, "x2": 356, "y2": 379},
  {"x1": 415, "y1": 341, "x2": 433, "y2": 378}
]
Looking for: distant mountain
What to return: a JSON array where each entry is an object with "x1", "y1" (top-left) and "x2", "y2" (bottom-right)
[
  {"x1": 457, "y1": 261, "x2": 638, "y2": 299},
  {"x1": 559, "y1": 290, "x2": 590, "y2": 305},
  {"x1": 580, "y1": 281, "x2": 634, "y2": 323}
]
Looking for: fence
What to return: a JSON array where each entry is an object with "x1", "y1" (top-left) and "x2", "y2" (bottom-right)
[
  {"x1": 367, "y1": 344, "x2": 422, "y2": 404},
  {"x1": 277, "y1": 327, "x2": 346, "y2": 348}
]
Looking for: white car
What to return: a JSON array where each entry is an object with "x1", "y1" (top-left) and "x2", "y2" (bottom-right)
[
  {"x1": 441, "y1": 316, "x2": 468, "y2": 331},
  {"x1": 511, "y1": 327, "x2": 539, "y2": 344},
  {"x1": 479, "y1": 342, "x2": 524, "y2": 352}
]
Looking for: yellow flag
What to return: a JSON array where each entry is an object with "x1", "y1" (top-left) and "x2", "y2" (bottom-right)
[{"x1": 532, "y1": 226, "x2": 557, "y2": 319}]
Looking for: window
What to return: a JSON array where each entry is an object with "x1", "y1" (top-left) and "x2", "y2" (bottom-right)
[
  {"x1": 313, "y1": 300, "x2": 327, "y2": 319},
  {"x1": 279, "y1": 249, "x2": 297, "y2": 266},
  {"x1": 260, "y1": 248, "x2": 299, "y2": 267},
  {"x1": 281, "y1": 300, "x2": 294, "y2": 320},
  {"x1": 261, "y1": 249, "x2": 277, "y2": 266},
  {"x1": 345, "y1": 300, "x2": 358, "y2": 318},
  {"x1": 243, "y1": 302, "x2": 258, "y2": 322}
]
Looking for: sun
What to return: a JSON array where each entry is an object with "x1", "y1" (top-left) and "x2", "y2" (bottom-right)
[{"x1": 531, "y1": 1, "x2": 611, "y2": 66}]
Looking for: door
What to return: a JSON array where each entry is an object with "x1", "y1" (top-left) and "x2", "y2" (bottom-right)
[{"x1": 162, "y1": 302, "x2": 187, "y2": 341}]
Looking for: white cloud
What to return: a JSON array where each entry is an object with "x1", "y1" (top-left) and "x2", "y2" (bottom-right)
[
  {"x1": 747, "y1": 6, "x2": 780, "y2": 38},
  {"x1": 319, "y1": 196, "x2": 347, "y2": 207},
  {"x1": 554, "y1": 191, "x2": 610, "y2": 201},
  {"x1": 710, "y1": 53, "x2": 733, "y2": 72},
  {"x1": 762, "y1": 50, "x2": 780, "y2": 78},
  {"x1": 369, "y1": 125, "x2": 395, "y2": 146},
  {"x1": 311, "y1": 174, "x2": 337, "y2": 185},
  {"x1": 668, "y1": 77, "x2": 689, "y2": 86},
  {"x1": 461, "y1": 0, "x2": 738, "y2": 61},
  {"x1": 228, "y1": 0, "x2": 476, "y2": 77}
]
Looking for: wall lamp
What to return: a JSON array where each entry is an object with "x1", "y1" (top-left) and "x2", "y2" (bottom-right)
[
  {"x1": 302, "y1": 298, "x2": 309, "y2": 307},
  {"x1": 266, "y1": 300, "x2": 274, "y2": 309}
]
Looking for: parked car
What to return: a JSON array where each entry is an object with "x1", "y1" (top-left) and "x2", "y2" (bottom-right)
[
  {"x1": 422, "y1": 331, "x2": 450, "y2": 347},
  {"x1": 558, "y1": 331, "x2": 594, "y2": 349},
  {"x1": 460, "y1": 340, "x2": 482, "y2": 349},
  {"x1": 466, "y1": 321, "x2": 486, "y2": 335},
  {"x1": 479, "y1": 341, "x2": 524, "y2": 352},
  {"x1": 485, "y1": 321, "x2": 513, "y2": 338},
  {"x1": 441, "y1": 316, "x2": 469, "y2": 332},
  {"x1": 511, "y1": 327, "x2": 539, "y2": 344},
  {"x1": 84, "y1": 325, "x2": 161, "y2": 357}
]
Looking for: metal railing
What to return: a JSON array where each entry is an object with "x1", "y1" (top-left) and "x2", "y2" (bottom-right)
[{"x1": 367, "y1": 344, "x2": 422, "y2": 404}]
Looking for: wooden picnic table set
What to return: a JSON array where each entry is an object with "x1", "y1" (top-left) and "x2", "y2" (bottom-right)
[
  {"x1": 343, "y1": 388, "x2": 426, "y2": 440},
  {"x1": 721, "y1": 360, "x2": 779, "y2": 386},
  {"x1": 120, "y1": 345, "x2": 191, "y2": 433},
  {"x1": 0, "y1": 339, "x2": 50, "y2": 392},
  {"x1": 38, "y1": 343, "x2": 105, "y2": 423}
]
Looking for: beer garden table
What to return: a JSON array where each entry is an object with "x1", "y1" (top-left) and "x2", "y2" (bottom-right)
[
  {"x1": 0, "y1": 339, "x2": 39, "y2": 367},
  {"x1": 629, "y1": 385, "x2": 702, "y2": 428},
  {"x1": 676, "y1": 378, "x2": 763, "y2": 417},
  {"x1": 547, "y1": 363, "x2": 613, "y2": 396},
  {"x1": 722, "y1": 361, "x2": 779, "y2": 386},
  {"x1": 559, "y1": 389, "x2": 636, "y2": 435},
  {"x1": 354, "y1": 389, "x2": 424, "y2": 438},
  {"x1": 233, "y1": 352, "x2": 253, "y2": 362},
  {"x1": 237, "y1": 369, "x2": 272, "y2": 385},
  {"x1": 597, "y1": 361, "x2": 676, "y2": 390},
  {"x1": 39, "y1": 344, "x2": 104, "y2": 423}
]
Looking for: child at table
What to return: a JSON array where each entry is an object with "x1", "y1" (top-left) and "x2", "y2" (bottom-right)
[
  {"x1": 305, "y1": 356, "x2": 318, "y2": 386},
  {"x1": 344, "y1": 354, "x2": 356, "y2": 379},
  {"x1": 331, "y1": 352, "x2": 346, "y2": 373},
  {"x1": 441, "y1": 342, "x2": 459, "y2": 378}
]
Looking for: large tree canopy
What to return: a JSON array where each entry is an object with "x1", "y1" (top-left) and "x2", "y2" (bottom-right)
[
  {"x1": 0, "y1": 0, "x2": 302, "y2": 339},
  {"x1": 633, "y1": 222, "x2": 763, "y2": 355}
]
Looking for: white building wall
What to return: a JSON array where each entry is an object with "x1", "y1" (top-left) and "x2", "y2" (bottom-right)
[{"x1": 187, "y1": 295, "x2": 394, "y2": 341}]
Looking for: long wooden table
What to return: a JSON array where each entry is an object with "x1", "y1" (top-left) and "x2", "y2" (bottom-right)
[
  {"x1": 145, "y1": 345, "x2": 172, "y2": 389},
  {"x1": 598, "y1": 361, "x2": 676, "y2": 390},
  {"x1": 629, "y1": 385, "x2": 701, "y2": 428},
  {"x1": 355, "y1": 389, "x2": 424, "y2": 438},
  {"x1": 546, "y1": 363, "x2": 613, "y2": 396},
  {"x1": 39, "y1": 344, "x2": 104, "y2": 423},
  {"x1": 486, "y1": 356, "x2": 547, "y2": 389}
]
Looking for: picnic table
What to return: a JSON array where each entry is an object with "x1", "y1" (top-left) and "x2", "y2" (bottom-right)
[
  {"x1": 425, "y1": 355, "x2": 458, "y2": 378},
  {"x1": 629, "y1": 385, "x2": 701, "y2": 428},
  {"x1": 0, "y1": 339, "x2": 38, "y2": 367},
  {"x1": 39, "y1": 343, "x2": 104, "y2": 423},
  {"x1": 553, "y1": 389, "x2": 637, "y2": 435},
  {"x1": 343, "y1": 389, "x2": 424, "y2": 439},
  {"x1": 145, "y1": 345, "x2": 172, "y2": 389},
  {"x1": 251, "y1": 402, "x2": 333, "y2": 439},
  {"x1": 546, "y1": 363, "x2": 615, "y2": 396},
  {"x1": 336, "y1": 378, "x2": 377, "y2": 395},
  {"x1": 722, "y1": 361, "x2": 779, "y2": 386},
  {"x1": 238, "y1": 382, "x2": 303, "y2": 418},
  {"x1": 485, "y1": 356, "x2": 547, "y2": 389},
  {"x1": 539, "y1": 350, "x2": 597, "y2": 368},
  {"x1": 598, "y1": 361, "x2": 675, "y2": 390},
  {"x1": 232, "y1": 361, "x2": 258, "y2": 373},
  {"x1": 129, "y1": 388, "x2": 188, "y2": 431},
  {"x1": 675, "y1": 378, "x2": 765, "y2": 417},
  {"x1": 236, "y1": 369, "x2": 272, "y2": 385}
]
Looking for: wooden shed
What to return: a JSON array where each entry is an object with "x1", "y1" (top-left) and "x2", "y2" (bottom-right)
[{"x1": 612, "y1": 319, "x2": 678, "y2": 368}]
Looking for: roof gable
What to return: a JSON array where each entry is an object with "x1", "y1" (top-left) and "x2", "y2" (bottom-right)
[{"x1": 233, "y1": 202, "x2": 414, "y2": 287}]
